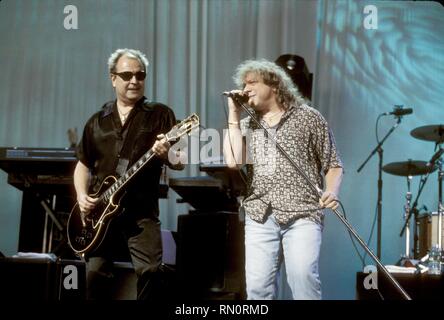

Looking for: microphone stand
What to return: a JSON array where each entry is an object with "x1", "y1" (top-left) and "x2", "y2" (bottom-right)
[
  {"x1": 231, "y1": 96, "x2": 411, "y2": 300},
  {"x1": 357, "y1": 116, "x2": 402, "y2": 259}
]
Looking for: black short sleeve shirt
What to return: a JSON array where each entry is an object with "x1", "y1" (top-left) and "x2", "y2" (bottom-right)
[{"x1": 77, "y1": 96, "x2": 176, "y2": 217}]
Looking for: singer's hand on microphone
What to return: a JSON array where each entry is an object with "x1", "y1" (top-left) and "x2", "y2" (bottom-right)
[{"x1": 224, "y1": 90, "x2": 247, "y2": 113}]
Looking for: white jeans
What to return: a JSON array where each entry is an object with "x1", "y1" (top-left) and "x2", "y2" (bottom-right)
[{"x1": 245, "y1": 214, "x2": 322, "y2": 300}]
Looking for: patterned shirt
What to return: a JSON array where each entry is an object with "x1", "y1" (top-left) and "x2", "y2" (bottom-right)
[{"x1": 240, "y1": 103, "x2": 343, "y2": 226}]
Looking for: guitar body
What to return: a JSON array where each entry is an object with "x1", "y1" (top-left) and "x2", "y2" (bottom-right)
[{"x1": 67, "y1": 175, "x2": 123, "y2": 256}]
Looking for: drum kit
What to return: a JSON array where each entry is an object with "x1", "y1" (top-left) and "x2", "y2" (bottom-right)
[{"x1": 382, "y1": 124, "x2": 444, "y2": 263}]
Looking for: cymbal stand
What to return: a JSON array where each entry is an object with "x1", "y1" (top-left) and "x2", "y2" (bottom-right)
[
  {"x1": 402, "y1": 176, "x2": 413, "y2": 260},
  {"x1": 400, "y1": 172, "x2": 431, "y2": 239},
  {"x1": 437, "y1": 145, "x2": 443, "y2": 252}
]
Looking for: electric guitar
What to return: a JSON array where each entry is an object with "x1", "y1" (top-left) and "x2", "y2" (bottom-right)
[{"x1": 67, "y1": 113, "x2": 199, "y2": 256}]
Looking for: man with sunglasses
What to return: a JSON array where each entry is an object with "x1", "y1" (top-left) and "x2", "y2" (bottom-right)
[{"x1": 74, "y1": 48, "x2": 183, "y2": 300}]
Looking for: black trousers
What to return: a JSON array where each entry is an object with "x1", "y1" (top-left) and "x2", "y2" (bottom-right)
[{"x1": 85, "y1": 215, "x2": 162, "y2": 300}]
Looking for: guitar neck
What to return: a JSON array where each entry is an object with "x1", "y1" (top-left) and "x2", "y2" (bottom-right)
[
  {"x1": 100, "y1": 149, "x2": 157, "y2": 202},
  {"x1": 97, "y1": 113, "x2": 199, "y2": 203}
]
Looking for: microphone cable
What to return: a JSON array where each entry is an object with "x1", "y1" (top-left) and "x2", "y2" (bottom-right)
[
  {"x1": 221, "y1": 95, "x2": 249, "y2": 188},
  {"x1": 338, "y1": 200, "x2": 385, "y2": 300}
]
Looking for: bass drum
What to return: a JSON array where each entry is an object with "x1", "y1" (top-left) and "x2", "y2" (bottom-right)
[{"x1": 418, "y1": 212, "x2": 444, "y2": 257}]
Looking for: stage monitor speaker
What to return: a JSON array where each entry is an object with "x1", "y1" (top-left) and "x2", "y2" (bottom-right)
[
  {"x1": 55, "y1": 259, "x2": 86, "y2": 300},
  {"x1": 0, "y1": 257, "x2": 86, "y2": 300},
  {"x1": 176, "y1": 212, "x2": 245, "y2": 299},
  {"x1": 0, "y1": 257, "x2": 56, "y2": 300},
  {"x1": 356, "y1": 271, "x2": 444, "y2": 300}
]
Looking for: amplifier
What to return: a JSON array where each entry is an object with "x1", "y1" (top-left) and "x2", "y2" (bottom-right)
[{"x1": 0, "y1": 256, "x2": 86, "y2": 300}]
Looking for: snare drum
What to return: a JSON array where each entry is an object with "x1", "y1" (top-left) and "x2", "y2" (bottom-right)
[{"x1": 418, "y1": 212, "x2": 444, "y2": 257}]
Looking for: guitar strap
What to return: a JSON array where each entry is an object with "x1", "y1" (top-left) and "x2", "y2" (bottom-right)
[{"x1": 115, "y1": 103, "x2": 152, "y2": 177}]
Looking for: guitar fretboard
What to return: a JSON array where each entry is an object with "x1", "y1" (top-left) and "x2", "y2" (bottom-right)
[
  {"x1": 100, "y1": 149, "x2": 157, "y2": 203},
  {"x1": 95, "y1": 113, "x2": 198, "y2": 205}
]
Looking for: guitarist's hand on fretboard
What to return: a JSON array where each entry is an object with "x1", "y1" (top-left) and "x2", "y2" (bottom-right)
[{"x1": 152, "y1": 134, "x2": 171, "y2": 160}]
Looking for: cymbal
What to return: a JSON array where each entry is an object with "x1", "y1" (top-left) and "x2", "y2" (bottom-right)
[
  {"x1": 411, "y1": 125, "x2": 444, "y2": 143},
  {"x1": 382, "y1": 160, "x2": 437, "y2": 176}
]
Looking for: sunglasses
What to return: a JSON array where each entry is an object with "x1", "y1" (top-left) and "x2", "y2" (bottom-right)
[{"x1": 113, "y1": 71, "x2": 146, "y2": 81}]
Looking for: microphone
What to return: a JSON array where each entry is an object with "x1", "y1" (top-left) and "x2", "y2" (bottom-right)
[
  {"x1": 426, "y1": 148, "x2": 444, "y2": 167},
  {"x1": 382, "y1": 105, "x2": 413, "y2": 117},
  {"x1": 222, "y1": 91, "x2": 249, "y2": 103}
]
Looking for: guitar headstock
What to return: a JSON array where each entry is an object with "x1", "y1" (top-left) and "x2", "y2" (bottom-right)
[{"x1": 166, "y1": 113, "x2": 200, "y2": 143}]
